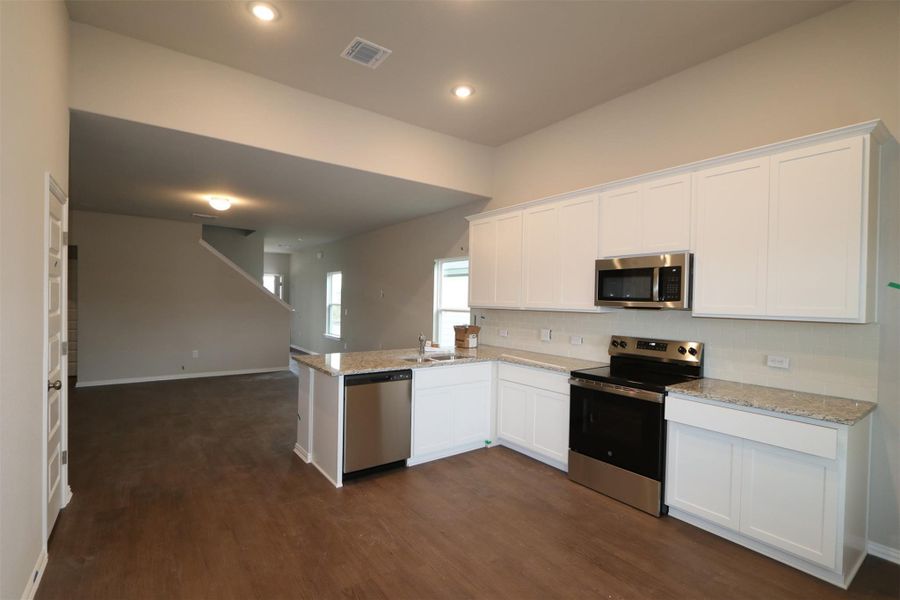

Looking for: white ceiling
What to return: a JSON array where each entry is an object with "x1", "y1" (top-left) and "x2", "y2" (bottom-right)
[
  {"x1": 66, "y1": 0, "x2": 843, "y2": 146},
  {"x1": 69, "y1": 111, "x2": 487, "y2": 251}
]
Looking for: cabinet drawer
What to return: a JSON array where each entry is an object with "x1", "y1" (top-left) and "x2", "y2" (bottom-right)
[
  {"x1": 498, "y1": 363, "x2": 569, "y2": 395},
  {"x1": 414, "y1": 362, "x2": 493, "y2": 390},
  {"x1": 666, "y1": 395, "x2": 837, "y2": 460}
]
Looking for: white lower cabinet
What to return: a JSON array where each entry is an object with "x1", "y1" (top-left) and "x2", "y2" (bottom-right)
[
  {"x1": 497, "y1": 364, "x2": 569, "y2": 470},
  {"x1": 410, "y1": 363, "x2": 492, "y2": 465},
  {"x1": 665, "y1": 395, "x2": 870, "y2": 588}
]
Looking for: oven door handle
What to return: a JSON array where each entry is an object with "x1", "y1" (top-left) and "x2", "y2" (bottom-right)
[{"x1": 568, "y1": 378, "x2": 664, "y2": 404}]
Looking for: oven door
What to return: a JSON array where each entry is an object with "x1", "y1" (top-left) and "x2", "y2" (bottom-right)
[{"x1": 568, "y1": 378, "x2": 664, "y2": 481}]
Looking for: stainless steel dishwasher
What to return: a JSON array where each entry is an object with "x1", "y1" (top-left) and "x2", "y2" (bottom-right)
[{"x1": 343, "y1": 370, "x2": 412, "y2": 475}]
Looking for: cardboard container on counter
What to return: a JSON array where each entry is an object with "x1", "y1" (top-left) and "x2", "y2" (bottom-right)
[{"x1": 454, "y1": 325, "x2": 481, "y2": 349}]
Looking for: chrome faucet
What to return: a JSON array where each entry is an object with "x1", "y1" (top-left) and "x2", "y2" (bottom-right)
[{"x1": 418, "y1": 333, "x2": 427, "y2": 357}]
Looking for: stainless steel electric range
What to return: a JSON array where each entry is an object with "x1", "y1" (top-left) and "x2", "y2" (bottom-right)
[{"x1": 568, "y1": 335, "x2": 704, "y2": 516}]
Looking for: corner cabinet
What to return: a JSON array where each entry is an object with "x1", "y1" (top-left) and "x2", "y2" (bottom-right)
[
  {"x1": 496, "y1": 364, "x2": 570, "y2": 469},
  {"x1": 665, "y1": 395, "x2": 870, "y2": 589},
  {"x1": 692, "y1": 134, "x2": 880, "y2": 323}
]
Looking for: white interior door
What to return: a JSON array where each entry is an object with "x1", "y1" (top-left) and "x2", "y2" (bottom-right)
[{"x1": 45, "y1": 175, "x2": 68, "y2": 537}]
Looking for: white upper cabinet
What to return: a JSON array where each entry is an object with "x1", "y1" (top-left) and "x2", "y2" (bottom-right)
[
  {"x1": 767, "y1": 137, "x2": 867, "y2": 320},
  {"x1": 598, "y1": 184, "x2": 642, "y2": 257},
  {"x1": 468, "y1": 212, "x2": 523, "y2": 308},
  {"x1": 693, "y1": 134, "x2": 876, "y2": 323},
  {"x1": 598, "y1": 173, "x2": 691, "y2": 258},
  {"x1": 558, "y1": 194, "x2": 600, "y2": 309},
  {"x1": 642, "y1": 174, "x2": 692, "y2": 254},
  {"x1": 692, "y1": 157, "x2": 770, "y2": 317},
  {"x1": 523, "y1": 204, "x2": 561, "y2": 308}
]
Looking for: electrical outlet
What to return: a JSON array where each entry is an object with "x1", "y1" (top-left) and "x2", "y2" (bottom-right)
[
  {"x1": 499, "y1": 328, "x2": 509, "y2": 337},
  {"x1": 767, "y1": 355, "x2": 790, "y2": 369},
  {"x1": 570, "y1": 335, "x2": 583, "y2": 345},
  {"x1": 540, "y1": 328, "x2": 552, "y2": 342},
  {"x1": 192, "y1": 349, "x2": 199, "y2": 359}
]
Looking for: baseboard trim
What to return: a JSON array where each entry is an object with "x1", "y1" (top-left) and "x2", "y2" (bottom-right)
[
  {"x1": 290, "y1": 345, "x2": 318, "y2": 355},
  {"x1": 311, "y1": 459, "x2": 342, "y2": 488},
  {"x1": 867, "y1": 541, "x2": 900, "y2": 565},
  {"x1": 293, "y1": 443, "x2": 310, "y2": 463},
  {"x1": 62, "y1": 485, "x2": 73, "y2": 508},
  {"x1": 20, "y1": 548, "x2": 48, "y2": 600},
  {"x1": 75, "y1": 367, "x2": 288, "y2": 388}
]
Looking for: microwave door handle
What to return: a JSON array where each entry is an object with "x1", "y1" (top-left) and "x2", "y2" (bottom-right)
[{"x1": 652, "y1": 267, "x2": 660, "y2": 302}]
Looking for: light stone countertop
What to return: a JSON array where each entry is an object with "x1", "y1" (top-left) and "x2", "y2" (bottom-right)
[
  {"x1": 668, "y1": 378, "x2": 876, "y2": 426},
  {"x1": 294, "y1": 344, "x2": 605, "y2": 377}
]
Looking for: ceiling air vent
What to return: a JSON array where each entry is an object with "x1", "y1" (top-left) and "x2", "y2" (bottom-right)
[{"x1": 341, "y1": 37, "x2": 392, "y2": 69}]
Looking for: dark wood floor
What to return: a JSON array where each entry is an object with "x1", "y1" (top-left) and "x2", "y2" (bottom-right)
[{"x1": 37, "y1": 369, "x2": 899, "y2": 600}]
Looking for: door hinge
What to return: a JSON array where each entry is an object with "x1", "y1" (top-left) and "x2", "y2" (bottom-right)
[
  {"x1": 62, "y1": 341, "x2": 68, "y2": 356},
  {"x1": 63, "y1": 231, "x2": 69, "y2": 245},
  {"x1": 61, "y1": 451, "x2": 68, "y2": 465}
]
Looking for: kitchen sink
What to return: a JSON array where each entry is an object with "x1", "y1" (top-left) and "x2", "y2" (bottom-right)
[{"x1": 401, "y1": 354, "x2": 457, "y2": 363}]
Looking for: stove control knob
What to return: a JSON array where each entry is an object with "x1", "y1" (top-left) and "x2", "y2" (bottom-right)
[
  {"x1": 611, "y1": 340, "x2": 620, "y2": 348},
  {"x1": 619, "y1": 341, "x2": 627, "y2": 349},
  {"x1": 678, "y1": 346, "x2": 687, "y2": 355},
  {"x1": 688, "y1": 347, "x2": 698, "y2": 356}
]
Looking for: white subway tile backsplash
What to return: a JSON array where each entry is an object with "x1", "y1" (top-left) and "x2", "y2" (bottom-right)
[{"x1": 480, "y1": 309, "x2": 880, "y2": 403}]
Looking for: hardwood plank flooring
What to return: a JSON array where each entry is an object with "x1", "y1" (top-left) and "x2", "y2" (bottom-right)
[{"x1": 37, "y1": 369, "x2": 899, "y2": 600}]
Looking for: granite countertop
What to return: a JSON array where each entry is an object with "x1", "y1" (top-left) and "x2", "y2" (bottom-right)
[
  {"x1": 668, "y1": 378, "x2": 876, "y2": 426},
  {"x1": 294, "y1": 344, "x2": 605, "y2": 377}
]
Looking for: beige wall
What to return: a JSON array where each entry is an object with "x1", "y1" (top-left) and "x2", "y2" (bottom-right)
[
  {"x1": 68, "y1": 23, "x2": 493, "y2": 198},
  {"x1": 0, "y1": 1, "x2": 70, "y2": 597},
  {"x1": 71, "y1": 211, "x2": 291, "y2": 384},
  {"x1": 490, "y1": 1, "x2": 899, "y2": 211},
  {"x1": 483, "y1": 1, "x2": 900, "y2": 551},
  {"x1": 201, "y1": 225, "x2": 264, "y2": 282},
  {"x1": 289, "y1": 200, "x2": 484, "y2": 354}
]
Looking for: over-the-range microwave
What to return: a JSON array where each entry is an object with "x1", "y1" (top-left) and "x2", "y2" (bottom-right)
[{"x1": 595, "y1": 252, "x2": 692, "y2": 310}]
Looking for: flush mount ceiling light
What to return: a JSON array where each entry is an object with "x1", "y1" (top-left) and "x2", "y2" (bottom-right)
[
  {"x1": 206, "y1": 196, "x2": 232, "y2": 211},
  {"x1": 451, "y1": 85, "x2": 475, "y2": 99},
  {"x1": 249, "y1": 2, "x2": 279, "y2": 22}
]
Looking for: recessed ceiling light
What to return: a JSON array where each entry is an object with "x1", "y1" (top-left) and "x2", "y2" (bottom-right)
[
  {"x1": 451, "y1": 85, "x2": 475, "y2": 99},
  {"x1": 207, "y1": 196, "x2": 232, "y2": 211},
  {"x1": 249, "y1": 2, "x2": 279, "y2": 22}
]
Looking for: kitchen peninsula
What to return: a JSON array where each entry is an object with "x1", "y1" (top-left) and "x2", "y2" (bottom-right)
[{"x1": 293, "y1": 345, "x2": 604, "y2": 487}]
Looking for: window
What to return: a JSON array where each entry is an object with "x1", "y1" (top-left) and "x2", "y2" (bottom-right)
[
  {"x1": 434, "y1": 258, "x2": 469, "y2": 348},
  {"x1": 325, "y1": 271, "x2": 342, "y2": 338},
  {"x1": 263, "y1": 273, "x2": 284, "y2": 299}
]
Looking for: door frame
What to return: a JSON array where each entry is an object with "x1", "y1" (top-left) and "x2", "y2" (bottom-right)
[{"x1": 42, "y1": 172, "x2": 71, "y2": 548}]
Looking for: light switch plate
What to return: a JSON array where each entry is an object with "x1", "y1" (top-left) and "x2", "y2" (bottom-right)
[
  {"x1": 540, "y1": 328, "x2": 552, "y2": 342},
  {"x1": 499, "y1": 329, "x2": 509, "y2": 337},
  {"x1": 767, "y1": 355, "x2": 790, "y2": 369},
  {"x1": 570, "y1": 335, "x2": 583, "y2": 345}
]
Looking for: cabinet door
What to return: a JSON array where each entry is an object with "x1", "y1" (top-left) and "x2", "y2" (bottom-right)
[
  {"x1": 598, "y1": 184, "x2": 642, "y2": 257},
  {"x1": 468, "y1": 218, "x2": 496, "y2": 307},
  {"x1": 692, "y1": 158, "x2": 769, "y2": 316},
  {"x1": 642, "y1": 174, "x2": 691, "y2": 253},
  {"x1": 666, "y1": 423, "x2": 742, "y2": 530},
  {"x1": 523, "y1": 204, "x2": 561, "y2": 308},
  {"x1": 739, "y1": 441, "x2": 838, "y2": 568},
  {"x1": 531, "y1": 388, "x2": 569, "y2": 464},
  {"x1": 494, "y1": 213, "x2": 524, "y2": 307},
  {"x1": 413, "y1": 387, "x2": 454, "y2": 457},
  {"x1": 559, "y1": 194, "x2": 600, "y2": 309},
  {"x1": 497, "y1": 381, "x2": 532, "y2": 447},
  {"x1": 768, "y1": 137, "x2": 866, "y2": 320},
  {"x1": 452, "y1": 381, "x2": 492, "y2": 447}
]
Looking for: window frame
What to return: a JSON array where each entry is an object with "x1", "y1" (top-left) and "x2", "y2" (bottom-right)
[
  {"x1": 433, "y1": 257, "x2": 470, "y2": 349},
  {"x1": 325, "y1": 271, "x2": 342, "y2": 340}
]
